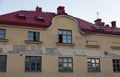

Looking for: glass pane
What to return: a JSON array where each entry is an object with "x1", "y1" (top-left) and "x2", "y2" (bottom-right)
[
  {"x1": 28, "y1": 32, "x2": 33, "y2": 41},
  {"x1": 63, "y1": 39, "x2": 67, "y2": 43},
  {"x1": 63, "y1": 58, "x2": 67, "y2": 62},
  {"x1": 58, "y1": 30, "x2": 62, "y2": 34},
  {"x1": 67, "y1": 36, "x2": 71, "y2": 40},
  {"x1": 67, "y1": 40, "x2": 72, "y2": 43},
  {"x1": 35, "y1": 32, "x2": 39, "y2": 41},
  {"x1": 31, "y1": 66, "x2": 35, "y2": 71},
  {"x1": 68, "y1": 58, "x2": 72, "y2": 62},
  {"x1": 96, "y1": 59, "x2": 99, "y2": 63},
  {"x1": 68, "y1": 63, "x2": 72, "y2": 67},
  {"x1": 0, "y1": 29, "x2": 5, "y2": 39},
  {"x1": 63, "y1": 35, "x2": 67, "y2": 39},
  {"x1": 91, "y1": 59, "x2": 95, "y2": 63},
  {"x1": 63, "y1": 31, "x2": 67, "y2": 35},
  {"x1": 67, "y1": 31, "x2": 72, "y2": 35},
  {"x1": 63, "y1": 63, "x2": 68, "y2": 67},
  {"x1": 31, "y1": 57, "x2": 36, "y2": 61}
]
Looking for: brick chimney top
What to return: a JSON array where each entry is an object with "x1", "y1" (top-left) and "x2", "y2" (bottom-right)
[
  {"x1": 111, "y1": 21, "x2": 116, "y2": 28},
  {"x1": 57, "y1": 6, "x2": 67, "y2": 15},
  {"x1": 36, "y1": 6, "x2": 42, "y2": 12}
]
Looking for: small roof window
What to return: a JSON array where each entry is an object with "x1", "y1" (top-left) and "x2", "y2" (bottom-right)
[
  {"x1": 35, "y1": 16, "x2": 44, "y2": 21},
  {"x1": 17, "y1": 13, "x2": 26, "y2": 18},
  {"x1": 93, "y1": 25, "x2": 104, "y2": 30}
]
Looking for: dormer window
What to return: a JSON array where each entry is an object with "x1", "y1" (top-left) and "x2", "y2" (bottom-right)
[
  {"x1": 93, "y1": 25, "x2": 104, "y2": 30},
  {"x1": 36, "y1": 16, "x2": 44, "y2": 21},
  {"x1": 17, "y1": 13, "x2": 26, "y2": 18}
]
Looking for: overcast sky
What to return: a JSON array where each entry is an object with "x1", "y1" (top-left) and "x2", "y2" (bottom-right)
[{"x1": 0, "y1": 0, "x2": 120, "y2": 27}]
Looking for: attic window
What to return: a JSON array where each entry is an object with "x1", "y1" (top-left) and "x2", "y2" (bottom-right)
[
  {"x1": 36, "y1": 16, "x2": 44, "y2": 21},
  {"x1": 93, "y1": 25, "x2": 104, "y2": 30},
  {"x1": 17, "y1": 13, "x2": 26, "y2": 18}
]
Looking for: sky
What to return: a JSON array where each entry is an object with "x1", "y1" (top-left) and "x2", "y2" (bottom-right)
[{"x1": 0, "y1": 0, "x2": 120, "y2": 27}]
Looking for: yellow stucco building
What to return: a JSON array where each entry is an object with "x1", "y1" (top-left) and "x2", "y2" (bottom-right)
[{"x1": 0, "y1": 6, "x2": 120, "y2": 77}]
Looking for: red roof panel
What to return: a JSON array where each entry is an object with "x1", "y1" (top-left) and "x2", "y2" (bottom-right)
[{"x1": 0, "y1": 8, "x2": 120, "y2": 35}]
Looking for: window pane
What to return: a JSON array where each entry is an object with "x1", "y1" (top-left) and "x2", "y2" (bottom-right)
[
  {"x1": 63, "y1": 31, "x2": 67, "y2": 35},
  {"x1": 87, "y1": 58, "x2": 100, "y2": 72},
  {"x1": 28, "y1": 32, "x2": 33, "y2": 41},
  {"x1": 58, "y1": 30, "x2": 62, "y2": 34},
  {"x1": 58, "y1": 57, "x2": 73, "y2": 72},
  {"x1": 0, "y1": 29, "x2": 5, "y2": 39},
  {"x1": 35, "y1": 32, "x2": 39, "y2": 41},
  {"x1": 25, "y1": 56, "x2": 42, "y2": 72},
  {"x1": 0, "y1": 55, "x2": 7, "y2": 72},
  {"x1": 67, "y1": 31, "x2": 72, "y2": 35},
  {"x1": 28, "y1": 31, "x2": 39, "y2": 41},
  {"x1": 63, "y1": 39, "x2": 67, "y2": 43},
  {"x1": 58, "y1": 29, "x2": 72, "y2": 44},
  {"x1": 113, "y1": 59, "x2": 120, "y2": 72}
]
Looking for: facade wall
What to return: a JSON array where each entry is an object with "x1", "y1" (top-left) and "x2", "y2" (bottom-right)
[
  {"x1": 0, "y1": 53, "x2": 120, "y2": 77},
  {"x1": 0, "y1": 15, "x2": 120, "y2": 77}
]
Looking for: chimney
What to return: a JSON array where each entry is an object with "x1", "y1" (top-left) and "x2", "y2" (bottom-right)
[
  {"x1": 105, "y1": 24, "x2": 109, "y2": 27},
  {"x1": 36, "y1": 6, "x2": 42, "y2": 12},
  {"x1": 57, "y1": 6, "x2": 66, "y2": 14},
  {"x1": 111, "y1": 21, "x2": 116, "y2": 28},
  {"x1": 99, "y1": 22, "x2": 105, "y2": 26},
  {"x1": 94, "y1": 18, "x2": 101, "y2": 25}
]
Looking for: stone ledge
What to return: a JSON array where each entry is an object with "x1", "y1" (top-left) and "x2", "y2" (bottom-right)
[
  {"x1": 0, "y1": 39, "x2": 9, "y2": 42},
  {"x1": 86, "y1": 44, "x2": 100, "y2": 48},
  {"x1": 111, "y1": 46, "x2": 120, "y2": 49},
  {"x1": 25, "y1": 40, "x2": 43, "y2": 44},
  {"x1": 56, "y1": 42, "x2": 75, "y2": 46}
]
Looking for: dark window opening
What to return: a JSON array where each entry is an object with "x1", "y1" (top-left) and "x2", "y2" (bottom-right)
[
  {"x1": 113, "y1": 59, "x2": 120, "y2": 72},
  {"x1": 28, "y1": 31, "x2": 39, "y2": 41},
  {"x1": 58, "y1": 57, "x2": 73, "y2": 72},
  {"x1": 25, "y1": 56, "x2": 42, "y2": 72},
  {"x1": 0, "y1": 55, "x2": 7, "y2": 72},
  {"x1": 58, "y1": 29, "x2": 72, "y2": 44}
]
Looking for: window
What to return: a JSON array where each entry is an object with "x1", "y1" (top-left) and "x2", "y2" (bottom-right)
[
  {"x1": 0, "y1": 55, "x2": 7, "y2": 72},
  {"x1": 87, "y1": 58, "x2": 100, "y2": 72},
  {"x1": 113, "y1": 59, "x2": 120, "y2": 72},
  {"x1": 25, "y1": 56, "x2": 42, "y2": 72},
  {"x1": 17, "y1": 13, "x2": 26, "y2": 18},
  {"x1": 58, "y1": 57, "x2": 73, "y2": 72},
  {"x1": 58, "y1": 29, "x2": 72, "y2": 44},
  {"x1": 28, "y1": 31, "x2": 39, "y2": 41},
  {"x1": 0, "y1": 29, "x2": 5, "y2": 39}
]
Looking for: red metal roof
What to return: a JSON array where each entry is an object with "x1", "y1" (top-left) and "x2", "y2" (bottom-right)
[
  {"x1": 0, "y1": 6, "x2": 120, "y2": 35},
  {"x1": 0, "y1": 10, "x2": 56, "y2": 28},
  {"x1": 76, "y1": 18, "x2": 120, "y2": 35}
]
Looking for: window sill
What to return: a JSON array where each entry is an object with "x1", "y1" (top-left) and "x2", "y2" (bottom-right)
[
  {"x1": 56, "y1": 42, "x2": 75, "y2": 46},
  {"x1": 111, "y1": 46, "x2": 120, "y2": 49},
  {"x1": 0, "y1": 39, "x2": 8, "y2": 42},
  {"x1": 86, "y1": 44, "x2": 100, "y2": 48},
  {"x1": 25, "y1": 40, "x2": 43, "y2": 44}
]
